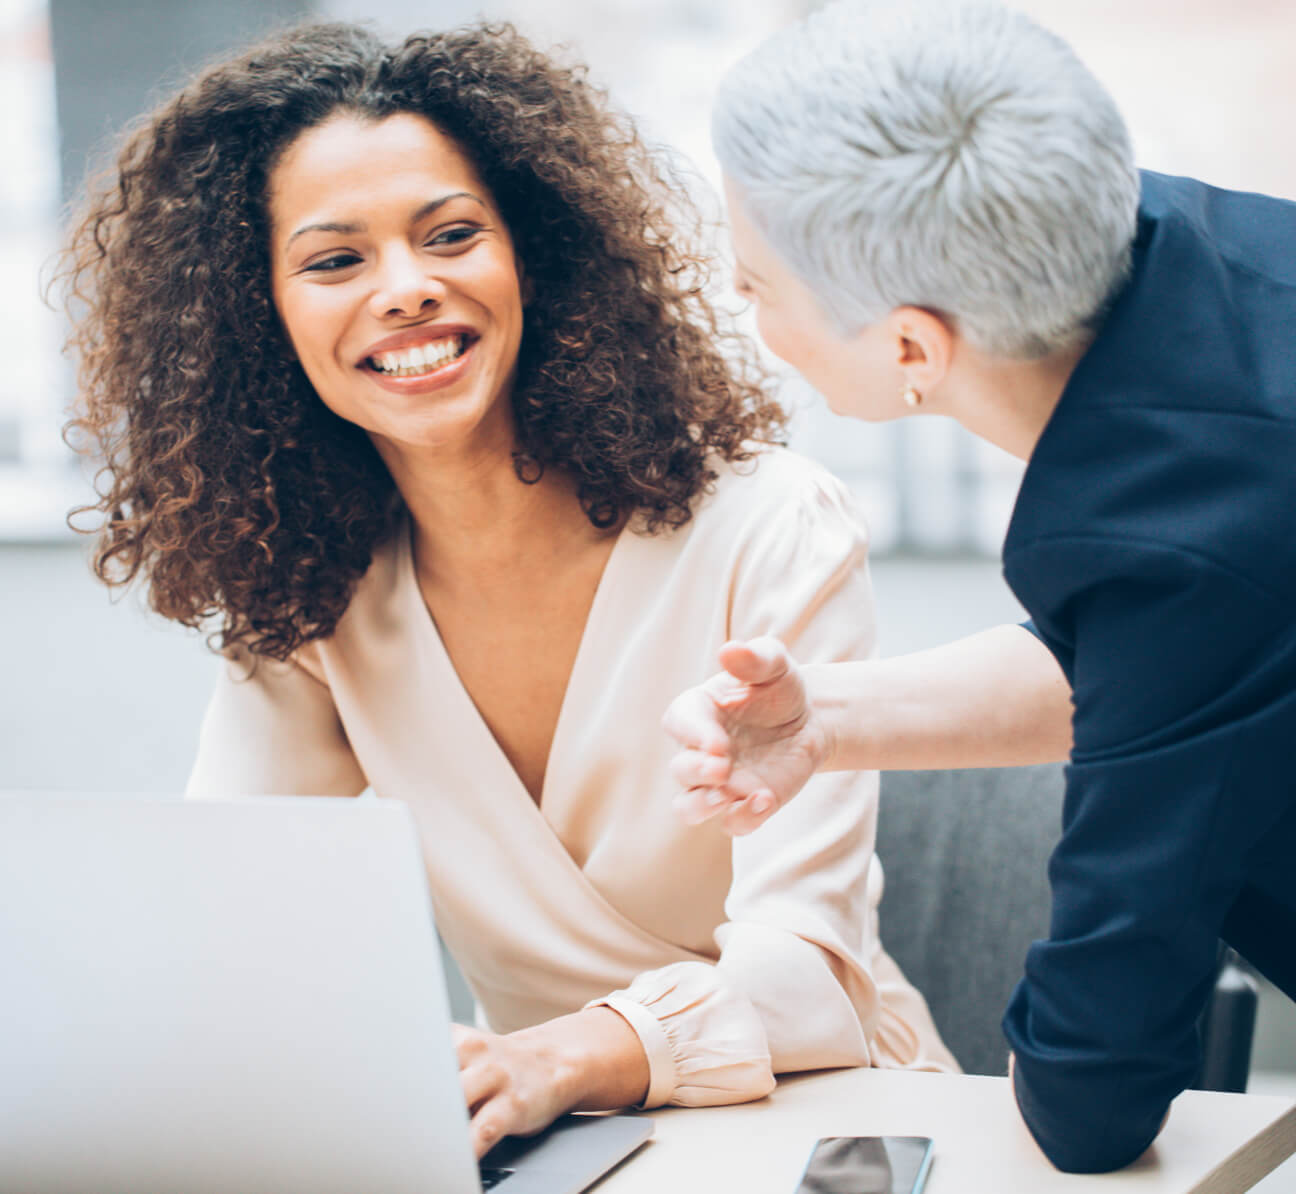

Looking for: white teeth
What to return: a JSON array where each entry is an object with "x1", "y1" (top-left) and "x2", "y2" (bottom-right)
[{"x1": 369, "y1": 335, "x2": 466, "y2": 376}]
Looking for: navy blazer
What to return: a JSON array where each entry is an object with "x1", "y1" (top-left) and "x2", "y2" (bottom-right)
[{"x1": 999, "y1": 171, "x2": 1296, "y2": 1173}]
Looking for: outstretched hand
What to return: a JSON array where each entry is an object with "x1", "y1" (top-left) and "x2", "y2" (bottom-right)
[{"x1": 662, "y1": 636, "x2": 828, "y2": 835}]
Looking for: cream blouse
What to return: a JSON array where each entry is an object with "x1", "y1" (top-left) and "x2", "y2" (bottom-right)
[{"x1": 186, "y1": 447, "x2": 957, "y2": 1106}]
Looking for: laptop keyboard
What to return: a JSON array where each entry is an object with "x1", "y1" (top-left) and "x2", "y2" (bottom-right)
[{"x1": 480, "y1": 1166, "x2": 515, "y2": 1189}]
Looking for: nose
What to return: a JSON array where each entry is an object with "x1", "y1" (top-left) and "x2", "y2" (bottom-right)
[{"x1": 369, "y1": 246, "x2": 446, "y2": 319}]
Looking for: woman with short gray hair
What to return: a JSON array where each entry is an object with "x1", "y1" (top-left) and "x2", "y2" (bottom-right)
[{"x1": 666, "y1": 0, "x2": 1296, "y2": 1174}]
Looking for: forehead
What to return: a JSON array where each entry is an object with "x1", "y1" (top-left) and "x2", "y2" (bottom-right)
[{"x1": 268, "y1": 112, "x2": 492, "y2": 232}]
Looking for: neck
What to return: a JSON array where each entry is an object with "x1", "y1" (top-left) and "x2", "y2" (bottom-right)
[
  {"x1": 942, "y1": 338, "x2": 1090, "y2": 462},
  {"x1": 372, "y1": 424, "x2": 599, "y2": 581}
]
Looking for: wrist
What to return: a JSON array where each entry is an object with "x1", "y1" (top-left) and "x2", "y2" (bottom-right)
[
  {"x1": 802, "y1": 663, "x2": 845, "y2": 771},
  {"x1": 511, "y1": 1016, "x2": 587, "y2": 1115},
  {"x1": 515, "y1": 1007, "x2": 649, "y2": 1113}
]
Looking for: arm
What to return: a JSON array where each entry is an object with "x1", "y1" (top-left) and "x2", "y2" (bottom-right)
[
  {"x1": 589, "y1": 461, "x2": 954, "y2": 1111},
  {"x1": 814, "y1": 622, "x2": 1072, "y2": 770},
  {"x1": 666, "y1": 622, "x2": 1072, "y2": 833}
]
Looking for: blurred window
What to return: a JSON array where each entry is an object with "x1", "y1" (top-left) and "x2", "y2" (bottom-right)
[
  {"x1": 17, "y1": 0, "x2": 1296, "y2": 552},
  {"x1": 0, "y1": 0, "x2": 70, "y2": 539}
]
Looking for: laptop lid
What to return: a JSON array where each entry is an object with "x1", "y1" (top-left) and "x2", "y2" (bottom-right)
[{"x1": 0, "y1": 793, "x2": 482, "y2": 1194}]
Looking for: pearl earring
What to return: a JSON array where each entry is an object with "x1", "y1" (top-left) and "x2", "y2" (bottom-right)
[{"x1": 901, "y1": 381, "x2": 922, "y2": 408}]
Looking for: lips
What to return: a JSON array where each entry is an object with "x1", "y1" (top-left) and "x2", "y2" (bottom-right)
[
  {"x1": 357, "y1": 328, "x2": 479, "y2": 395},
  {"x1": 358, "y1": 323, "x2": 479, "y2": 375},
  {"x1": 366, "y1": 334, "x2": 469, "y2": 377}
]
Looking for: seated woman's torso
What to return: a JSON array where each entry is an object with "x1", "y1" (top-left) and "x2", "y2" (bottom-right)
[{"x1": 411, "y1": 513, "x2": 621, "y2": 805}]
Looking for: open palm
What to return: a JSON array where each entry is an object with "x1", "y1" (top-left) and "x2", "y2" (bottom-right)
[{"x1": 663, "y1": 637, "x2": 826, "y2": 835}]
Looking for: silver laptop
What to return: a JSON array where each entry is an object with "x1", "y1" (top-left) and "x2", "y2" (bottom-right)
[{"x1": 0, "y1": 794, "x2": 652, "y2": 1194}]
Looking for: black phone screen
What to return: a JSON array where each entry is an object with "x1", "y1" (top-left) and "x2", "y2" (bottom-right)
[{"x1": 793, "y1": 1136, "x2": 934, "y2": 1194}]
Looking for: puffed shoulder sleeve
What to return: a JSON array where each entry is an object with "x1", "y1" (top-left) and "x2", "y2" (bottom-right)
[
  {"x1": 590, "y1": 459, "x2": 953, "y2": 1107},
  {"x1": 1003, "y1": 537, "x2": 1295, "y2": 1172},
  {"x1": 185, "y1": 645, "x2": 367, "y2": 799}
]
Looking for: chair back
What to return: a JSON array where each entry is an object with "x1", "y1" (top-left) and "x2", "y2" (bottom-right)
[{"x1": 875, "y1": 764, "x2": 1064, "y2": 1076}]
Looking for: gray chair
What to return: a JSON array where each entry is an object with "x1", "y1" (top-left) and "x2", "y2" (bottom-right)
[{"x1": 874, "y1": 764, "x2": 1256, "y2": 1088}]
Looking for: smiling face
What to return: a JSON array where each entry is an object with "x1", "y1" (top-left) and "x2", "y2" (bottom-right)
[
  {"x1": 723, "y1": 176, "x2": 909, "y2": 422},
  {"x1": 269, "y1": 112, "x2": 526, "y2": 461}
]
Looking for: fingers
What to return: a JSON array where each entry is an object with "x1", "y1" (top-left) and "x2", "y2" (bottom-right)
[
  {"x1": 674, "y1": 785, "x2": 780, "y2": 834},
  {"x1": 456, "y1": 1028, "x2": 501, "y2": 1113},
  {"x1": 471, "y1": 1098, "x2": 517, "y2": 1159},
  {"x1": 456, "y1": 1029, "x2": 562, "y2": 1159},
  {"x1": 465, "y1": 1070, "x2": 550, "y2": 1159},
  {"x1": 672, "y1": 759, "x2": 772, "y2": 825},
  {"x1": 715, "y1": 636, "x2": 791, "y2": 691},
  {"x1": 661, "y1": 687, "x2": 731, "y2": 755},
  {"x1": 462, "y1": 1055, "x2": 506, "y2": 1113},
  {"x1": 721, "y1": 789, "x2": 779, "y2": 836},
  {"x1": 454, "y1": 1024, "x2": 487, "y2": 1064},
  {"x1": 669, "y1": 748, "x2": 731, "y2": 790},
  {"x1": 661, "y1": 640, "x2": 795, "y2": 753},
  {"x1": 459, "y1": 1046, "x2": 532, "y2": 1159},
  {"x1": 672, "y1": 785, "x2": 737, "y2": 826},
  {"x1": 459, "y1": 1044, "x2": 509, "y2": 1157}
]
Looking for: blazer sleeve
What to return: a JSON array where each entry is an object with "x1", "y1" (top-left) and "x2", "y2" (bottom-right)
[
  {"x1": 186, "y1": 645, "x2": 368, "y2": 799},
  {"x1": 1002, "y1": 535, "x2": 1294, "y2": 1173},
  {"x1": 590, "y1": 465, "x2": 955, "y2": 1106}
]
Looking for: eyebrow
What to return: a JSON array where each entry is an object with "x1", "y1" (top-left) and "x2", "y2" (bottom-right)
[{"x1": 285, "y1": 192, "x2": 488, "y2": 249}]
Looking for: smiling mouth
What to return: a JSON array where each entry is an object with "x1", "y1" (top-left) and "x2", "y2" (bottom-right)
[{"x1": 365, "y1": 334, "x2": 471, "y2": 378}]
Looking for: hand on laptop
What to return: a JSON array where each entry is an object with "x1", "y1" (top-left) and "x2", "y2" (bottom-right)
[
  {"x1": 454, "y1": 1008, "x2": 650, "y2": 1158},
  {"x1": 662, "y1": 637, "x2": 827, "y2": 835}
]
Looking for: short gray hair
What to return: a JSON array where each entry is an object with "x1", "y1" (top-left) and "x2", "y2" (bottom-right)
[{"x1": 712, "y1": 0, "x2": 1140, "y2": 358}]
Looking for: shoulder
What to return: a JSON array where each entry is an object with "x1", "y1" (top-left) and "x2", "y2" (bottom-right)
[
  {"x1": 699, "y1": 448, "x2": 875, "y2": 651},
  {"x1": 699, "y1": 447, "x2": 873, "y2": 609},
  {"x1": 1139, "y1": 169, "x2": 1296, "y2": 286},
  {"x1": 693, "y1": 445, "x2": 868, "y2": 551},
  {"x1": 1008, "y1": 171, "x2": 1296, "y2": 601},
  {"x1": 622, "y1": 446, "x2": 870, "y2": 623}
]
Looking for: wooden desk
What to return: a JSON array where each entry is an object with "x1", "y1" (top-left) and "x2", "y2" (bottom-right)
[{"x1": 602, "y1": 1069, "x2": 1296, "y2": 1193}]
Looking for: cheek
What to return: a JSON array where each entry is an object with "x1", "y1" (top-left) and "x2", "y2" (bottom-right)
[
  {"x1": 486, "y1": 272, "x2": 527, "y2": 355},
  {"x1": 276, "y1": 288, "x2": 343, "y2": 374},
  {"x1": 492, "y1": 265, "x2": 526, "y2": 322},
  {"x1": 754, "y1": 307, "x2": 799, "y2": 365},
  {"x1": 757, "y1": 307, "x2": 830, "y2": 379}
]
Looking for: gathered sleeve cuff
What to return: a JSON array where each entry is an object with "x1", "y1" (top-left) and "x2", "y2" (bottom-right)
[{"x1": 584, "y1": 961, "x2": 775, "y2": 1109}]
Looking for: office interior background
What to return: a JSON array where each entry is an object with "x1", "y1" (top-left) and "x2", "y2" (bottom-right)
[{"x1": 3, "y1": 0, "x2": 1294, "y2": 1159}]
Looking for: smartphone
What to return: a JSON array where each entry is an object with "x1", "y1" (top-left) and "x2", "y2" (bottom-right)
[{"x1": 792, "y1": 1136, "x2": 934, "y2": 1194}]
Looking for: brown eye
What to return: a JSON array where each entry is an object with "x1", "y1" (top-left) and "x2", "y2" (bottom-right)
[
  {"x1": 427, "y1": 225, "x2": 479, "y2": 249},
  {"x1": 304, "y1": 253, "x2": 362, "y2": 273}
]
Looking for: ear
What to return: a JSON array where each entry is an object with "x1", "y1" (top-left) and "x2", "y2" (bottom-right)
[{"x1": 884, "y1": 306, "x2": 954, "y2": 396}]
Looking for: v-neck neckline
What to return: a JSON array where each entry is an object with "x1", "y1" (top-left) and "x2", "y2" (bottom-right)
[{"x1": 399, "y1": 514, "x2": 634, "y2": 816}]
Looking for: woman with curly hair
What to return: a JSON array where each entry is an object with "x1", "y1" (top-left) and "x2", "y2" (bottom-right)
[{"x1": 61, "y1": 20, "x2": 954, "y2": 1154}]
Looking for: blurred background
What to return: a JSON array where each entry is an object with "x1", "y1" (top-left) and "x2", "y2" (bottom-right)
[{"x1": 2, "y1": 0, "x2": 1294, "y2": 1141}]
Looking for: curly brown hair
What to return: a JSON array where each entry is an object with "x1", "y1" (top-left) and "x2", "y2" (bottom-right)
[{"x1": 60, "y1": 21, "x2": 783, "y2": 660}]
